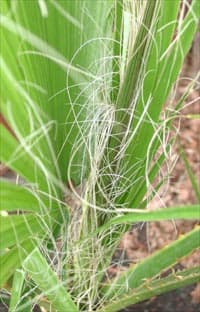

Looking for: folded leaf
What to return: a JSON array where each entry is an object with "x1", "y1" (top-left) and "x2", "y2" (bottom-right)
[{"x1": 23, "y1": 248, "x2": 79, "y2": 312}]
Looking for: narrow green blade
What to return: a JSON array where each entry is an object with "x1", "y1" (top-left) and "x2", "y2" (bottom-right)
[
  {"x1": 0, "y1": 125, "x2": 47, "y2": 191},
  {"x1": 0, "y1": 179, "x2": 61, "y2": 213},
  {"x1": 0, "y1": 214, "x2": 48, "y2": 249},
  {"x1": 179, "y1": 144, "x2": 200, "y2": 202},
  {"x1": 0, "y1": 180, "x2": 43, "y2": 213},
  {"x1": 23, "y1": 248, "x2": 79, "y2": 312},
  {"x1": 98, "y1": 205, "x2": 200, "y2": 233},
  {"x1": 101, "y1": 227, "x2": 200, "y2": 299},
  {"x1": 9, "y1": 269, "x2": 25, "y2": 312},
  {"x1": 98, "y1": 266, "x2": 200, "y2": 312},
  {"x1": 0, "y1": 240, "x2": 35, "y2": 287}
]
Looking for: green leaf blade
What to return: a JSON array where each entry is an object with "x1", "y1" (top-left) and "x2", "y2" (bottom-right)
[
  {"x1": 101, "y1": 227, "x2": 200, "y2": 299},
  {"x1": 0, "y1": 180, "x2": 43, "y2": 213},
  {"x1": 23, "y1": 248, "x2": 79, "y2": 312},
  {"x1": 98, "y1": 266, "x2": 200, "y2": 312},
  {"x1": 0, "y1": 215, "x2": 46, "y2": 249},
  {"x1": 9, "y1": 269, "x2": 26, "y2": 312},
  {"x1": 0, "y1": 240, "x2": 35, "y2": 287}
]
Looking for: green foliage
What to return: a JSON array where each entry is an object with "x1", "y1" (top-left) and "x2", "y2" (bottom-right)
[
  {"x1": 179, "y1": 144, "x2": 200, "y2": 202},
  {"x1": 101, "y1": 227, "x2": 200, "y2": 299},
  {"x1": 95, "y1": 205, "x2": 200, "y2": 234},
  {"x1": 98, "y1": 266, "x2": 200, "y2": 312},
  {"x1": 9, "y1": 270, "x2": 25, "y2": 312},
  {"x1": 22, "y1": 248, "x2": 78, "y2": 312},
  {"x1": 0, "y1": 0, "x2": 199, "y2": 311}
]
